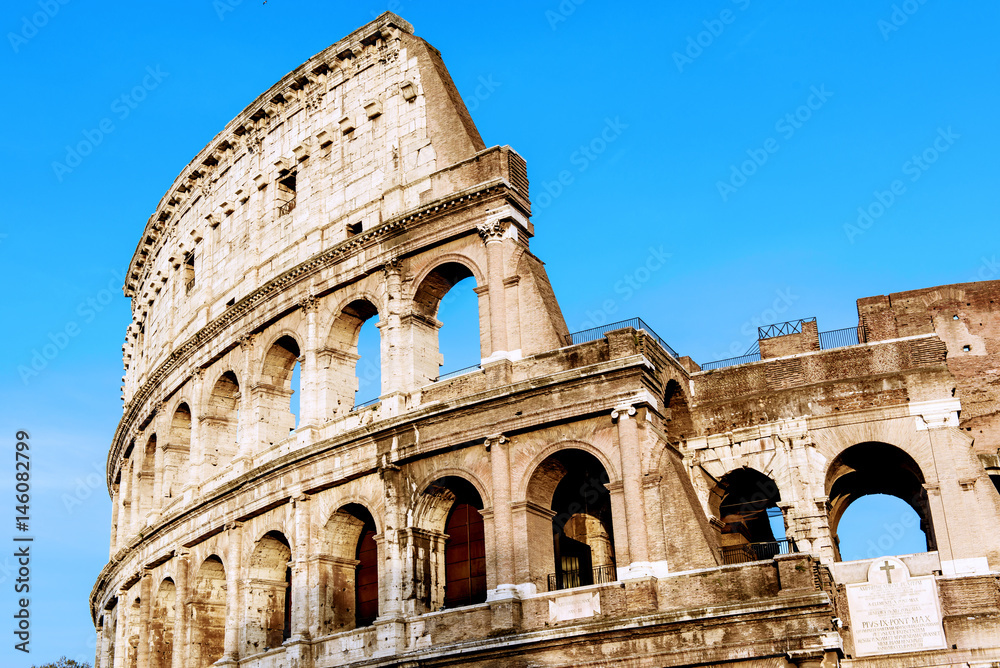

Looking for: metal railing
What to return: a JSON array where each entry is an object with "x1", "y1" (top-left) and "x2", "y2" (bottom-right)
[
  {"x1": 758, "y1": 318, "x2": 816, "y2": 340},
  {"x1": 431, "y1": 364, "x2": 482, "y2": 383},
  {"x1": 278, "y1": 198, "x2": 296, "y2": 216},
  {"x1": 351, "y1": 397, "x2": 381, "y2": 411},
  {"x1": 720, "y1": 538, "x2": 797, "y2": 565},
  {"x1": 567, "y1": 318, "x2": 679, "y2": 359},
  {"x1": 547, "y1": 564, "x2": 617, "y2": 592},
  {"x1": 700, "y1": 352, "x2": 762, "y2": 371},
  {"x1": 819, "y1": 325, "x2": 867, "y2": 350}
]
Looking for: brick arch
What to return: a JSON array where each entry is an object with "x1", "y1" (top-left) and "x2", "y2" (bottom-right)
[
  {"x1": 411, "y1": 469, "x2": 490, "y2": 533},
  {"x1": 255, "y1": 331, "x2": 303, "y2": 387},
  {"x1": 409, "y1": 254, "x2": 485, "y2": 318},
  {"x1": 516, "y1": 440, "x2": 620, "y2": 506},
  {"x1": 811, "y1": 419, "x2": 939, "y2": 489}
]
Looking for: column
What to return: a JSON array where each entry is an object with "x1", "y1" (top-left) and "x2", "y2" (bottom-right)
[
  {"x1": 220, "y1": 522, "x2": 244, "y2": 665},
  {"x1": 171, "y1": 552, "x2": 189, "y2": 668},
  {"x1": 285, "y1": 494, "x2": 314, "y2": 667},
  {"x1": 612, "y1": 405, "x2": 651, "y2": 576},
  {"x1": 186, "y1": 369, "x2": 204, "y2": 493},
  {"x1": 137, "y1": 571, "x2": 152, "y2": 668},
  {"x1": 477, "y1": 220, "x2": 509, "y2": 358},
  {"x1": 299, "y1": 298, "x2": 320, "y2": 428},
  {"x1": 380, "y1": 258, "x2": 405, "y2": 410},
  {"x1": 486, "y1": 434, "x2": 515, "y2": 588},
  {"x1": 113, "y1": 590, "x2": 128, "y2": 668}
]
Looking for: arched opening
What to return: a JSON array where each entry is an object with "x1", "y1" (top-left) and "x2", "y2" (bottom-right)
[
  {"x1": 413, "y1": 476, "x2": 487, "y2": 611},
  {"x1": 127, "y1": 593, "x2": 141, "y2": 668},
  {"x1": 104, "y1": 606, "x2": 117, "y2": 668},
  {"x1": 164, "y1": 404, "x2": 192, "y2": 500},
  {"x1": 149, "y1": 578, "x2": 175, "y2": 668},
  {"x1": 321, "y1": 504, "x2": 380, "y2": 633},
  {"x1": 258, "y1": 336, "x2": 301, "y2": 445},
  {"x1": 711, "y1": 468, "x2": 786, "y2": 564},
  {"x1": 324, "y1": 300, "x2": 381, "y2": 414},
  {"x1": 837, "y1": 495, "x2": 927, "y2": 561},
  {"x1": 526, "y1": 450, "x2": 617, "y2": 591},
  {"x1": 663, "y1": 379, "x2": 694, "y2": 443},
  {"x1": 191, "y1": 556, "x2": 226, "y2": 668},
  {"x1": 827, "y1": 442, "x2": 934, "y2": 561},
  {"x1": 290, "y1": 360, "x2": 301, "y2": 428},
  {"x1": 245, "y1": 531, "x2": 292, "y2": 655},
  {"x1": 412, "y1": 262, "x2": 481, "y2": 383},
  {"x1": 137, "y1": 435, "x2": 156, "y2": 525},
  {"x1": 204, "y1": 372, "x2": 240, "y2": 473}
]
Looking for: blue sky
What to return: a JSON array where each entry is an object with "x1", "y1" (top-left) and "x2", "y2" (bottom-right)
[{"x1": 2, "y1": 0, "x2": 995, "y2": 664}]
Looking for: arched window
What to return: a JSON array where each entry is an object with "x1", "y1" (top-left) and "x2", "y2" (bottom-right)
[
  {"x1": 191, "y1": 556, "x2": 226, "y2": 667},
  {"x1": 164, "y1": 404, "x2": 191, "y2": 500},
  {"x1": 137, "y1": 435, "x2": 156, "y2": 523},
  {"x1": 325, "y1": 300, "x2": 381, "y2": 414},
  {"x1": 526, "y1": 450, "x2": 617, "y2": 592},
  {"x1": 204, "y1": 372, "x2": 240, "y2": 474},
  {"x1": 321, "y1": 504, "x2": 380, "y2": 632},
  {"x1": 443, "y1": 499, "x2": 487, "y2": 608},
  {"x1": 245, "y1": 532, "x2": 292, "y2": 655},
  {"x1": 711, "y1": 468, "x2": 785, "y2": 564},
  {"x1": 149, "y1": 578, "x2": 175, "y2": 668},
  {"x1": 827, "y1": 442, "x2": 933, "y2": 561},
  {"x1": 412, "y1": 262, "x2": 481, "y2": 383},
  {"x1": 258, "y1": 336, "x2": 301, "y2": 445}
]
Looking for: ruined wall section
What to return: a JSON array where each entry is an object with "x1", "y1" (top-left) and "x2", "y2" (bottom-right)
[
  {"x1": 859, "y1": 280, "x2": 1000, "y2": 459},
  {"x1": 120, "y1": 13, "x2": 486, "y2": 403}
]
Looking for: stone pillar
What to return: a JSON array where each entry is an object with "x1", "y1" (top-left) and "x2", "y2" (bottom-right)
[
  {"x1": 113, "y1": 590, "x2": 128, "y2": 668},
  {"x1": 381, "y1": 259, "x2": 404, "y2": 405},
  {"x1": 186, "y1": 369, "x2": 204, "y2": 494},
  {"x1": 612, "y1": 405, "x2": 651, "y2": 575},
  {"x1": 233, "y1": 336, "x2": 255, "y2": 467},
  {"x1": 171, "y1": 552, "x2": 189, "y2": 668},
  {"x1": 109, "y1": 495, "x2": 120, "y2": 557},
  {"x1": 502, "y1": 275, "x2": 522, "y2": 355},
  {"x1": 137, "y1": 571, "x2": 152, "y2": 668},
  {"x1": 95, "y1": 619, "x2": 105, "y2": 668},
  {"x1": 477, "y1": 220, "x2": 509, "y2": 358},
  {"x1": 299, "y1": 298, "x2": 320, "y2": 428},
  {"x1": 285, "y1": 494, "x2": 315, "y2": 667},
  {"x1": 130, "y1": 453, "x2": 142, "y2": 537},
  {"x1": 220, "y1": 522, "x2": 244, "y2": 665},
  {"x1": 486, "y1": 434, "x2": 515, "y2": 587}
]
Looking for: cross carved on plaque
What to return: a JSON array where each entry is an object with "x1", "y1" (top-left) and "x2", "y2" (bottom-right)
[{"x1": 880, "y1": 560, "x2": 895, "y2": 583}]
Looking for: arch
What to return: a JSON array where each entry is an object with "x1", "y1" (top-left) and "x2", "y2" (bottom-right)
[
  {"x1": 256, "y1": 336, "x2": 301, "y2": 446},
  {"x1": 245, "y1": 531, "x2": 292, "y2": 655},
  {"x1": 412, "y1": 469, "x2": 492, "y2": 528},
  {"x1": 710, "y1": 468, "x2": 785, "y2": 564},
  {"x1": 137, "y1": 434, "x2": 156, "y2": 523},
  {"x1": 825, "y1": 441, "x2": 934, "y2": 560},
  {"x1": 203, "y1": 371, "x2": 240, "y2": 473},
  {"x1": 525, "y1": 448, "x2": 617, "y2": 592},
  {"x1": 163, "y1": 403, "x2": 192, "y2": 500},
  {"x1": 663, "y1": 378, "x2": 694, "y2": 443},
  {"x1": 410, "y1": 259, "x2": 485, "y2": 383},
  {"x1": 519, "y1": 440, "x2": 620, "y2": 506},
  {"x1": 149, "y1": 578, "x2": 175, "y2": 668},
  {"x1": 320, "y1": 503, "x2": 379, "y2": 633},
  {"x1": 191, "y1": 556, "x2": 226, "y2": 668},
  {"x1": 322, "y1": 299, "x2": 382, "y2": 413}
]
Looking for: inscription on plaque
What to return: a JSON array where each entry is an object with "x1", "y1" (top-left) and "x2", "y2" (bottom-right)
[{"x1": 845, "y1": 557, "x2": 947, "y2": 657}]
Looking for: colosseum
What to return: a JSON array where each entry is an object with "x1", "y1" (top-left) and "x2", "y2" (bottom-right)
[{"x1": 91, "y1": 12, "x2": 1000, "y2": 668}]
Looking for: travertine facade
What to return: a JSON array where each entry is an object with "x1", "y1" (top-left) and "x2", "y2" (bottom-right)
[{"x1": 92, "y1": 13, "x2": 1000, "y2": 668}]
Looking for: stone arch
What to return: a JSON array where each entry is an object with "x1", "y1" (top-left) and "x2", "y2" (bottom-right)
[
  {"x1": 149, "y1": 578, "x2": 175, "y2": 668},
  {"x1": 244, "y1": 531, "x2": 292, "y2": 656},
  {"x1": 709, "y1": 467, "x2": 786, "y2": 564},
  {"x1": 412, "y1": 468, "x2": 492, "y2": 524},
  {"x1": 320, "y1": 503, "x2": 380, "y2": 633},
  {"x1": 409, "y1": 257, "x2": 486, "y2": 383},
  {"x1": 662, "y1": 378, "x2": 695, "y2": 444},
  {"x1": 137, "y1": 434, "x2": 156, "y2": 524},
  {"x1": 255, "y1": 335, "x2": 301, "y2": 447},
  {"x1": 518, "y1": 440, "x2": 620, "y2": 505},
  {"x1": 524, "y1": 448, "x2": 618, "y2": 592},
  {"x1": 322, "y1": 298, "x2": 382, "y2": 414},
  {"x1": 191, "y1": 555, "x2": 226, "y2": 668},
  {"x1": 202, "y1": 371, "x2": 240, "y2": 475},
  {"x1": 825, "y1": 441, "x2": 934, "y2": 561},
  {"x1": 163, "y1": 403, "x2": 192, "y2": 500}
]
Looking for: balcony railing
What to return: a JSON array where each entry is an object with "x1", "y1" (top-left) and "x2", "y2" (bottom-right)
[
  {"x1": 567, "y1": 317, "x2": 679, "y2": 359},
  {"x1": 431, "y1": 364, "x2": 482, "y2": 383},
  {"x1": 819, "y1": 325, "x2": 867, "y2": 350},
  {"x1": 278, "y1": 198, "x2": 296, "y2": 216},
  {"x1": 351, "y1": 397, "x2": 381, "y2": 411},
  {"x1": 758, "y1": 317, "x2": 816, "y2": 339},
  {"x1": 547, "y1": 564, "x2": 617, "y2": 592},
  {"x1": 719, "y1": 538, "x2": 797, "y2": 565}
]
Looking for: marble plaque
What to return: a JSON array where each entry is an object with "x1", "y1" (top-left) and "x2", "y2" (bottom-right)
[
  {"x1": 548, "y1": 591, "x2": 601, "y2": 623},
  {"x1": 845, "y1": 556, "x2": 947, "y2": 657}
]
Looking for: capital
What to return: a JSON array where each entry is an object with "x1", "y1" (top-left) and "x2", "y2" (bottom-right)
[
  {"x1": 382, "y1": 256, "x2": 403, "y2": 276},
  {"x1": 484, "y1": 433, "x2": 508, "y2": 450},
  {"x1": 299, "y1": 295, "x2": 319, "y2": 313},
  {"x1": 477, "y1": 219, "x2": 509, "y2": 244},
  {"x1": 611, "y1": 404, "x2": 636, "y2": 421}
]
